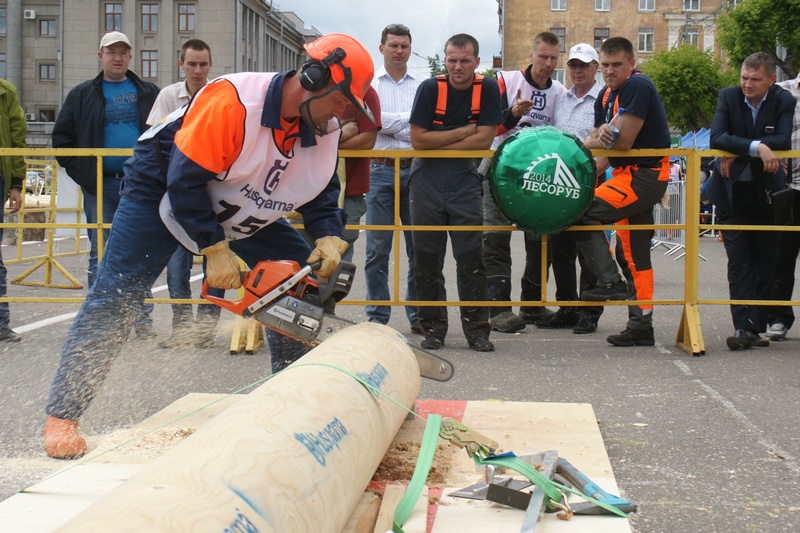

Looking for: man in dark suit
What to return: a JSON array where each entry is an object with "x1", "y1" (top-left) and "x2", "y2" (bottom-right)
[{"x1": 708, "y1": 52, "x2": 796, "y2": 350}]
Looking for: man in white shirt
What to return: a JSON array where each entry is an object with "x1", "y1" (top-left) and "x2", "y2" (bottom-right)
[
  {"x1": 365, "y1": 24, "x2": 424, "y2": 334},
  {"x1": 147, "y1": 39, "x2": 211, "y2": 124},
  {"x1": 766, "y1": 72, "x2": 800, "y2": 340},
  {"x1": 145, "y1": 39, "x2": 217, "y2": 349}
]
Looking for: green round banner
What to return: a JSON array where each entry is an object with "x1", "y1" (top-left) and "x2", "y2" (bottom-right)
[{"x1": 490, "y1": 126, "x2": 596, "y2": 236}]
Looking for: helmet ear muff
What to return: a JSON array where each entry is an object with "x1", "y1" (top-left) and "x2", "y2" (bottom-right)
[{"x1": 300, "y1": 47, "x2": 346, "y2": 91}]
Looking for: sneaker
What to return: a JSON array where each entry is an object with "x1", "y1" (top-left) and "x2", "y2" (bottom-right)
[
  {"x1": 581, "y1": 280, "x2": 628, "y2": 302},
  {"x1": 421, "y1": 336, "x2": 444, "y2": 350},
  {"x1": 572, "y1": 318, "x2": 598, "y2": 334},
  {"x1": 519, "y1": 307, "x2": 555, "y2": 325},
  {"x1": 726, "y1": 329, "x2": 757, "y2": 351},
  {"x1": 766, "y1": 322, "x2": 788, "y2": 341},
  {"x1": 0, "y1": 327, "x2": 21, "y2": 342},
  {"x1": 134, "y1": 323, "x2": 157, "y2": 339},
  {"x1": 607, "y1": 328, "x2": 655, "y2": 346},
  {"x1": 489, "y1": 311, "x2": 526, "y2": 333},
  {"x1": 410, "y1": 323, "x2": 425, "y2": 335},
  {"x1": 468, "y1": 337, "x2": 495, "y2": 352},
  {"x1": 752, "y1": 334, "x2": 770, "y2": 348},
  {"x1": 536, "y1": 308, "x2": 580, "y2": 329}
]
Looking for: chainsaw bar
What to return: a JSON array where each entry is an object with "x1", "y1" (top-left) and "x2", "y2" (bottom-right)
[{"x1": 253, "y1": 301, "x2": 454, "y2": 382}]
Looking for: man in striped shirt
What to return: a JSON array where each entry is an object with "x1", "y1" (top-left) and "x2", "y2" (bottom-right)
[
  {"x1": 766, "y1": 72, "x2": 800, "y2": 341},
  {"x1": 365, "y1": 24, "x2": 424, "y2": 334}
]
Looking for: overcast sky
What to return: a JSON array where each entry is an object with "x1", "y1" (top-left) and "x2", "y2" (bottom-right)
[{"x1": 279, "y1": 1, "x2": 504, "y2": 76}]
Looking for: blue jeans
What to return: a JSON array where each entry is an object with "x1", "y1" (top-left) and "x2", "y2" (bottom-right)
[
  {"x1": 46, "y1": 198, "x2": 313, "y2": 420},
  {"x1": 165, "y1": 246, "x2": 223, "y2": 327},
  {"x1": 166, "y1": 246, "x2": 194, "y2": 327},
  {"x1": 364, "y1": 163, "x2": 418, "y2": 325},
  {"x1": 0, "y1": 177, "x2": 9, "y2": 328},
  {"x1": 83, "y1": 179, "x2": 153, "y2": 325},
  {"x1": 341, "y1": 194, "x2": 366, "y2": 264}
]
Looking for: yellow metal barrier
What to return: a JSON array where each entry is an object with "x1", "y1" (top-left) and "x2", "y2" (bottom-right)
[{"x1": 1, "y1": 146, "x2": 799, "y2": 356}]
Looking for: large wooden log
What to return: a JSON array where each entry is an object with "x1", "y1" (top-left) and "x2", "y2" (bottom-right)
[{"x1": 58, "y1": 323, "x2": 421, "y2": 532}]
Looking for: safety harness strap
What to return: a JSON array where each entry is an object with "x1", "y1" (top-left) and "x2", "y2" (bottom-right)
[{"x1": 433, "y1": 74, "x2": 484, "y2": 126}]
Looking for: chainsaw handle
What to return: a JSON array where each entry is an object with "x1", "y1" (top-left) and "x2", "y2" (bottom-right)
[{"x1": 201, "y1": 275, "x2": 250, "y2": 316}]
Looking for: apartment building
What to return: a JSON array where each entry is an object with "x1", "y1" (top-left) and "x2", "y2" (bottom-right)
[
  {"x1": 0, "y1": 0, "x2": 320, "y2": 147},
  {"x1": 498, "y1": 0, "x2": 730, "y2": 85}
]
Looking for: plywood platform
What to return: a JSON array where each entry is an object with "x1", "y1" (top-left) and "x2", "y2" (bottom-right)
[{"x1": 0, "y1": 395, "x2": 631, "y2": 532}]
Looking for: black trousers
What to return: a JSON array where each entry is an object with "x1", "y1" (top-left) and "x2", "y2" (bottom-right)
[
  {"x1": 767, "y1": 188, "x2": 800, "y2": 329},
  {"x1": 409, "y1": 159, "x2": 490, "y2": 341},
  {"x1": 549, "y1": 230, "x2": 603, "y2": 320},
  {"x1": 717, "y1": 181, "x2": 779, "y2": 333}
]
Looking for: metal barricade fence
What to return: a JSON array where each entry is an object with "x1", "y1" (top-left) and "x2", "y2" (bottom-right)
[
  {"x1": 652, "y1": 180, "x2": 707, "y2": 261},
  {"x1": 2, "y1": 146, "x2": 799, "y2": 356}
]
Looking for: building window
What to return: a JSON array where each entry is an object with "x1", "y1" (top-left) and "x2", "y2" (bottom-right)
[
  {"x1": 685, "y1": 25, "x2": 701, "y2": 47},
  {"x1": 178, "y1": 4, "x2": 196, "y2": 32},
  {"x1": 638, "y1": 28, "x2": 655, "y2": 53},
  {"x1": 551, "y1": 28, "x2": 566, "y2": 52},
  {"x1": 684, "y1": 0, "x2": 700, "y2": 10},
  {"x1": 141, "y1": 51, "x2": 158, "y2": 78},
  {"x1": 39, "y1": 19, "x2": 57, "y2": 37},
  {"x1": 595, "y1": 0, "x2": 610, "y2": 10},
  {"x1": 552, "y1": 69, "x2": 565, "y2": 84},
  {"x1": 594, "y1": 28, "x2": 609, "y2": 50},
  {"x1": 551, "y1": 0, "x2": 566, "y2": 11},
  {"x1": 0, "y1": 8, "x2": 6, "y2": 36},
  {"x1": 39, "y1": 64, "x2": 57, "y2": 81},
  {"x1": 38, "y1": 109, "x2": 57, "y2": 122},
  {"x1": 638, "y1": 0, "x2": 655, "y2": 10},
  {"x1": 142, "y1": 4, "x2": 159, "y2": 32},
  {"x1": 0, "y1": 53, "x2": 5, "y2": 78},
  {"x1": 105, "y1": 3, "x2": 123, "y2": 32}
]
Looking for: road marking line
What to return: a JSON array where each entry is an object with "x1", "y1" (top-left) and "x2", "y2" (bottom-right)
[
  {"x1": 16, "y1": 274, "x2": 206, "y2": 332},
  {"x1": 673, "y1": 360, "x2": 800, "y2": 474}
]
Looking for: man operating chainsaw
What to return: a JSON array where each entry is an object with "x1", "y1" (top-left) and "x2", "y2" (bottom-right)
[{"x1": 43, "y1": 33, "x2": 375, "y2": 459}]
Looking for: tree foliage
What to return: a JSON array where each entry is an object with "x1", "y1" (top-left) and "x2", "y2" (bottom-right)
[
  {"x1": 717, "y1": 0, "x2": 800, "y2": 78},
  {"x1": 640, "y1": 45, "x2": 736, "y2": 133},
  {"x1": 427, "y1": 54, "x2": 447, "y2": 77}
]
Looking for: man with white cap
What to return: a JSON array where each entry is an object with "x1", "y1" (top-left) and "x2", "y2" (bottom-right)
[
  {"x1": 52, "y1": 31, "x2": 160, "y2": 337},
  {"x1": 44, "y1": 33, "x2": 376, "y2": 460},
  {"x1": 546, "y1": 43, "x2": 605, "y2": 334}
]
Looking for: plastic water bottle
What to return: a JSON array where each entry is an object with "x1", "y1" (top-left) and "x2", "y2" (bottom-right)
[{"x1": 604, "y1": 107, "x2": 625, "y2": 149}]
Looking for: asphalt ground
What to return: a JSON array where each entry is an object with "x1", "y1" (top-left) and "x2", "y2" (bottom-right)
[{"x1": 1, "y1": 230, "x2": 799, "y2": 532}]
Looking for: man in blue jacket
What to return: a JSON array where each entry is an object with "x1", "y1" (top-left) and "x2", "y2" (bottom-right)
[
  {"x1": 52, "y1": 32, "x2": 160, "y2": 337},
  {"x1": 708, "y1": 52, "x2": 796, "y2": 350}
]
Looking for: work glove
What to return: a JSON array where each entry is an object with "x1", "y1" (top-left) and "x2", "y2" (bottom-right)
[
  {"x1": 307, "y1": 236, "x2": 348, "y2": 278},
  {"x1": 200, "y1": 240, "x2": 242, "y2": 289}
]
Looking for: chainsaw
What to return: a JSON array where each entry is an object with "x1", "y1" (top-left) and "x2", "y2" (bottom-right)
[{"x1": 202, "y1": 260, "x2": 455, "y2": 382}]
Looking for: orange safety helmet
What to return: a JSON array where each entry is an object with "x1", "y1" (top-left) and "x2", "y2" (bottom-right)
[{"x1": 303, "y1": 34, "x2": 375, "y2": 124}]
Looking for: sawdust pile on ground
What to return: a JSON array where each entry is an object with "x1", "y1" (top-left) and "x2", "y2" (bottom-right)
[
  {"x1": 92, "y1": 427, "x2": 196, "y2": 458},
  {"x1": 371, "y1": 441, "x2": 453, "y2": 485}
]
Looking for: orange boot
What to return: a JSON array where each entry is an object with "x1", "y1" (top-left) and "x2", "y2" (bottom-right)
[{"x1": 44, "y1": 416, "x2": 88, "y2": 459}]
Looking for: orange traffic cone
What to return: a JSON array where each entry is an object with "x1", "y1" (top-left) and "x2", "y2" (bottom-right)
[{"x1": 44, "y1": 416, "x2": 88, "y2": 459}]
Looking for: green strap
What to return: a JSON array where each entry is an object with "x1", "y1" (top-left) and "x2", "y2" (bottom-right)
[
  {"x1": 473, "y1": 454, "x2": 565, "y2": 505},
  {"x1": 392, "y1": 414, "x2": 442, "y2": 533},
  {"x1": 475, "y1": 454, "x2": 627, "y2": 517}
]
